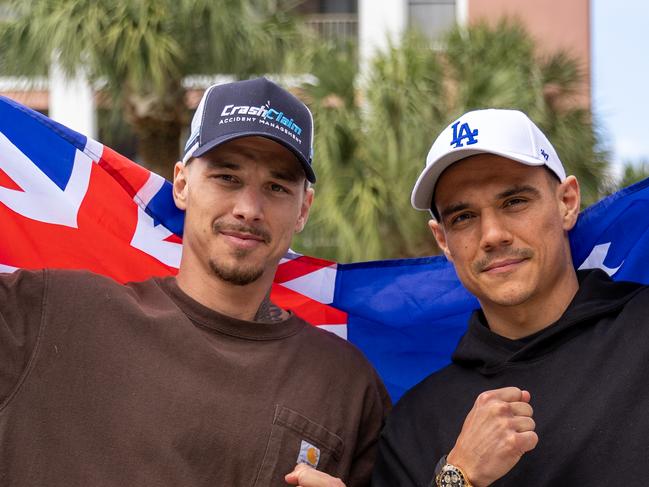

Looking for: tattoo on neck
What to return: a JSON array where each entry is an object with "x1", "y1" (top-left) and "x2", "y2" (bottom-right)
[{"x1": 254, "y1": 294, "x2": 285, "y2": 323}]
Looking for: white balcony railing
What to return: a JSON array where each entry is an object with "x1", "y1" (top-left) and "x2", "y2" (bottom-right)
[{"x1": 304, "y1": 13, "x2": 358, "y2": 41}]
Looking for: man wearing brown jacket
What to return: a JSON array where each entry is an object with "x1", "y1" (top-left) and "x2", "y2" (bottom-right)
[{"x1": 0, "y1": 78, "x2": 390, "y2": 487}]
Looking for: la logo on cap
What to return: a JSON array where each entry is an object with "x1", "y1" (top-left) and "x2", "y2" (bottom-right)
[{"x1": 450, "y1": 120, "x2": 479, "y2": 148}]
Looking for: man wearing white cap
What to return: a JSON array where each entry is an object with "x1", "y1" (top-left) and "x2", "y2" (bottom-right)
[
  {"x1": 372, "y1": 108, "x2": 649, "y2": 486},
  {"x1": 0, "y1": 78, "x2": 389, "y2": 486}
]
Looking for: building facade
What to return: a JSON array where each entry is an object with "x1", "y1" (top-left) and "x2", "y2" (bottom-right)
[{"x1": 0, "y1": 0, "x2": 590, "y2": 141}]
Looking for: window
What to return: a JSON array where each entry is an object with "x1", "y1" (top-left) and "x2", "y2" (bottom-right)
[
  {"x1": 299, "y1": 0, "x2": 358, "y2": 41},
  {"x1": 319, "y1": 0, "x2": 357, "y2": 14},
  {"x1": 408, "y1": 0, "x2": 456, "y2": 41}
]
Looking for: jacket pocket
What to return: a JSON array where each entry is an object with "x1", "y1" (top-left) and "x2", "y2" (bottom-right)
[{"x1": 253, "y1": 405, "x2": 344, "y2": 486}]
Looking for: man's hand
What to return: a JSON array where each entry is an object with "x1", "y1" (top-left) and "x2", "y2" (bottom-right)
[
  {"x1": 446, "y1": 387, "x2": 538, "y2": 487},
  {"x1": 285, "y1": 463, "x2": 346, "y2": 487}
]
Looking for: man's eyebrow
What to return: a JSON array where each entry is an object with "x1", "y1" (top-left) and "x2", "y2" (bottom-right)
[
  {"x1": 204, "y1": 158, "x2": 302, "y2": 183},
  {"x1": 205, "y1": 160, "x2": 240, "y2": 171},
  {"x1": 440, "y1": 202, "x2": 470, "y2": 220},
  {"x1": 496, "y1": 184, "x2": 541, "y2": 200},
  {"x1": 438, "y1": 185, "x2": 541, "y2": 219},
  {"x1": 269, "y1": 168, "x2": 301, "y2": 183}
]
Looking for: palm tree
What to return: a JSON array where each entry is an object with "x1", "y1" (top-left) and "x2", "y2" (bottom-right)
[
  {"x1": 444, "y1": 21, "x2": 608, "y2": 206},
  {"x1": 614, "y1": 160, "x2": 649, "y2": 191},
  {"x1": 0, "y1": 0, "x2": 302, "y2": 178},
  {"x1": 293, "y1": 22, "x2": 609, "y2": 262},
  {"x1": 295, "y1": 33, "x2": 445, "y2": 261}
]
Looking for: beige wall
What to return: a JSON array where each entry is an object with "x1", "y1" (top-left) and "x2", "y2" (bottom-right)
[
  {"x1": 1, "y1": 91, "x2": 49, "y2": 111},
  {"x1": 468, "y1": 0, "x2": 590, "y2": 107}
]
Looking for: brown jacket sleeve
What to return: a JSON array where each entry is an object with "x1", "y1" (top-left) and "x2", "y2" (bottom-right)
[
  {"x1": 347, "y1": 368, "x2": 392, "y2": 487},
  {"x1": 0, "y1": 269, "x2": 45, "y2": 405}
]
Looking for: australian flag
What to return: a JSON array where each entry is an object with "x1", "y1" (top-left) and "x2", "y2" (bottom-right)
[{"x1": 1, "y1": 95, "x2": 648, "y2": 402}]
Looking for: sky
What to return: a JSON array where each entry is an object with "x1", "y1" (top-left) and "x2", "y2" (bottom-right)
[{"x1": 592, "y1": 0, "x2": 649, "y2": 175}]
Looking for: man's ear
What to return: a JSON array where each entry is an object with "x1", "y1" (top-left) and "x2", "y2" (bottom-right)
[
  {"x1": 557, "y1": 175, "x2": 580, "y2": 231},
  {"x1": 173, "y1": 161, "x2": 188, "y2": 211},
  {"x1": 429, "y1": 219, "x2": 453, "y2": 262},
  {"x1": 295, "y1": 187, "x2": 315, "y2": 233}
]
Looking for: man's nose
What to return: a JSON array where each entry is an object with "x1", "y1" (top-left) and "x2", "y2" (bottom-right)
[
  {"x1": 232, "y1": 186, "x2": 264, "y2": 222},
  {"x1": 479, "y1": 209, "x2": 513, "y2": 251}
]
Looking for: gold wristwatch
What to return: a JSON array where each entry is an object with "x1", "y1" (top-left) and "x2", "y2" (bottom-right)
[{"x1": 435, "y1": 462, "x2": 473, "y2": 487}]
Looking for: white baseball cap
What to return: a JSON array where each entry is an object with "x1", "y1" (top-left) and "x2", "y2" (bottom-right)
[{"x1": 411, "y1": 108, "x2": 566, "y2": 216}]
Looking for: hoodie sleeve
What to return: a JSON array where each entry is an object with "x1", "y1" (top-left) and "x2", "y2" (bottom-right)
[
  {"x1": 0, "y1": 269, "x2": 46, "y2": 405},
  {"x1": 372, "y1": 426, "x2": 424, "y2": 486},
  {"x1": 371, "y1": 404, "x2": 440, "y2": 487}
]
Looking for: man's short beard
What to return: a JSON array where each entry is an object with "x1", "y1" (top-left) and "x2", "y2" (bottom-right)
[
  {"x1": 209, "y1": 257, "x2": 264, "y2": 286},
  {"x1": 208, "y1": 221, "x2": 271, "y2": 285}
]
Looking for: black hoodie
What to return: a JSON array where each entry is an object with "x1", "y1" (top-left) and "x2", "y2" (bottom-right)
[{"x1": 373, "y1": 269, "x2": 649, "y2": 486}]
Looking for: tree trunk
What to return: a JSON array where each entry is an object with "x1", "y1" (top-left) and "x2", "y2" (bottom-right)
[
  {"x1": 132, "y1": 117, "x2": 183, "y2": 181},
  {"x1": 123, "y1": 80, "x2": 187, "y2": 181}
]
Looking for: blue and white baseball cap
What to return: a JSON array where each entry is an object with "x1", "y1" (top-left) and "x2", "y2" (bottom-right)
[
  {"x1": 183, "y1": 77, "x2": 316, "y2": 183},
  {"x1": 411, "y1": 108, "x2": 566, "y2": 215}
]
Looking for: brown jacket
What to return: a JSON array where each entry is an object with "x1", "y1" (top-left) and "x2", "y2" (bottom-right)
[{"x1": 0, "y1": 269, "x2": 390, "y2": 486}]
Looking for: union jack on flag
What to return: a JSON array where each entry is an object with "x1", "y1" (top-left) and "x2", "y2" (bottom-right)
[{"x1": 2, "y1": 95, "x2": 649, "y2": 402}]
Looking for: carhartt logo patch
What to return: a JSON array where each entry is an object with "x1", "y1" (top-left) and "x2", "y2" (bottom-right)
[
  {"x1": 450, "y1": 120, "x2": 479, "y2": 148},
  {"x1": 297, "y1": 440, "x2": 320, "y2": 468}
]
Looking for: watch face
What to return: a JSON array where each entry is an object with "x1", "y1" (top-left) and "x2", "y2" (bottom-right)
[{"x1": 437, "y1": 466, "x2": 466, "y2": 487}]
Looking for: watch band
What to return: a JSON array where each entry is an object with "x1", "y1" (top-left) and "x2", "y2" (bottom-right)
[{"x1": 433, "y1": 455, "x2": 448, "y2": 477}]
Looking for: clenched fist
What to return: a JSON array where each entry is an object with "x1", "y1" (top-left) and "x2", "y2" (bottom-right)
[{"x1": 446, "y1": 387, "x2": 538, "y2": 487}]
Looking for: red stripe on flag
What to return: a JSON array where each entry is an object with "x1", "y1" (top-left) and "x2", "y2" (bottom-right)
[
  {"x1": 271, "y1": 284, "x2": 347, "y2": 325},
  {"x1": 97, "y1": 146, "x2": 152, "y2": 200},
  {"x1": 164, "y1": 233, "x2": 183, "y2": 244},
  {"x1": 0, "y1": 167, "x2": 23, "y2": 191},
  {"x1": 274, "y1": 255, "x2": 336, "y2": 283}
]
